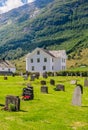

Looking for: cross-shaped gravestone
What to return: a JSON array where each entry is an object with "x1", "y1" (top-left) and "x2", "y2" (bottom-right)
[
  {"x1": 5, "y1": 95, "x2": 20, "y2": 111},
  {"x1": 72, "y1": 84, "x2": 83, "y2": 106}
]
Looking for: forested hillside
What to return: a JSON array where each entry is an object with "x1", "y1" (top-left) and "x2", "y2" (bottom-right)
[{"x1": 0, "y1": 0, "x2": 88, "y2": 61}]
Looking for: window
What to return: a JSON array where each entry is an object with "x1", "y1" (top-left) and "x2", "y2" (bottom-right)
[
  {"x1": 37, "y1": 58, "x2": 40, "y2": 63},
  {"x1": 44, "y1": 58, "x2": 47, "y2": 62},
  {"x1": 32, "y1": 66, "x2": 34, "y2": 71},
  {"x1": 52, "y1": 58, "x2": 54, "y2": 62},
  {"x1": 30, "y1": 58, "x2": 33, "y2": 63},
  {"x1": 52, "y1": 66, "x2": 54, "y2": 70},
  {"x1": 37, "y1": 51, "x2": 40, "y2": 55},
  {"x1": 62, "y1": 66, "x2": 65, "y2": 70},
  {"x1": 62, "y1": 58, "x2": 65, "y2": 63},
  {"x1": 43, "y1": 66, "x2": 46, "y2": 70}
]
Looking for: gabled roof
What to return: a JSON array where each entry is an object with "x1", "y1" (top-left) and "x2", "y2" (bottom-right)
[
  {"x1": 26, "y1": 48, "x2": 66, "y2": 58},
  {"x1": 0, "y1": 60, "x2": 15, "y2": 68}
]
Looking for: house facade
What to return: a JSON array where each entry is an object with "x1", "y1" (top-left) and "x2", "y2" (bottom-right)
[
  {"x1": 26, "y1": 48, "x2": 67, "y2": 74},
  {"x1": 0, "y1": 60, "x2": 16, "y2": 73}
]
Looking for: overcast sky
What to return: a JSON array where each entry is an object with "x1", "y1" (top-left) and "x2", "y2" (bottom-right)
[{"x1": 0, "y1": 0, "x2": 35, "y2": 13}]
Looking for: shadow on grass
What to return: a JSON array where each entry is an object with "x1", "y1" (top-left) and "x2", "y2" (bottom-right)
[
  {"x1": 19, "y1": 110, "x2": 28, "y2": 112},
  {"x1": 0, "y1": 104, "x2": 5, "y2": 107},
  {"x1": 82, "y1": 106, "x2": 88, "y2": 107}
]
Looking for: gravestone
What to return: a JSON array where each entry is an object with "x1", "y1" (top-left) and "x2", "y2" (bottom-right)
[
  {"x1": 5, "y1": 95, "x2": 20, "y2": 111},
  {"x1": 35, "y1": 73, "x2": 40, "y2": 79},
  {"x1": 70, "y1": 80, "x2": 77, "y2": 85},
  {"x1": 55, "y1": 84, "x2": 65, "y2": 91},
  {"x1": 30, "y1": 75, "x2": 35, "y2": 81},
  {"x1": 41, "y1": 80, "x2": 46, "y2": 85},
  {"x1": 41, "y1": 86, "x2": 48, "y2": 93},
  {"x1": 72, "y1": 84, "x2": 83, "y2": 106},
  {"x1": 22, "y1": 87, "x2": 34, "y2": 100},
  {"x1": 4, "y1": 76, "x2": 8, "y2": 80},
  {"x1": 42, "y1": 72, "x2": 48, "y2": 78},
  {"x1": 84, "y1": 78, "x2": 88, "y2": 87},
  {"x1": 50, "y1": 79, "x2": 55, "y2": 85},
  {"x1": 23, "y1": 75, "x2": 28, "y2": 80}
]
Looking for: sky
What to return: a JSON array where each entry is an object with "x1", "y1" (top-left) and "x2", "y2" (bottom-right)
[{"x1": 0, "y1": 0, "x2": 35, "y2": 14}]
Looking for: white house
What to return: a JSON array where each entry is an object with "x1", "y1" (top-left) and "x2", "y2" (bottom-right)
[
  {"x1": 0, "y1": 60, "x2": 16, "y2": 73},
  {"x1": 26, "y1": 48, "x2": 67, "y2": 74}
]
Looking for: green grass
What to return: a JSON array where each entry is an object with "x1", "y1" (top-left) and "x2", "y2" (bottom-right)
[
  {"x1": 68, "y1": 66, "x2": 88, "y2": 71},
  {"x1": 0, "y1": 76, "x2": 88, "y2": 130}
]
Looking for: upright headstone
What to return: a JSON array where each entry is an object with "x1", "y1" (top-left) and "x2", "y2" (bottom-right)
[
  {"x1": 42, "y1": 72, "x2": 48, "y2": 78},
  {"x1": 22, "y1": 87, "x2": 34, "y2": 100},
  {"x1": 41, "y1": 80, "x2": 46, "y2": 85},
  {"x1": 55, "y1": 84, "x2": 65, "y2": 91},
  {"x1": 41, "y1": 86, "x2": 48, "y2": 93},
  {"x1": 23, "y1": 75, "x2": 28, "y2": 80},
  {"x1": 5, "y1": 95, "x2": 20, "y2": 111},
  {"x1": 72, "y1": 84, "x2": 83, "y2": 106},
  {"x1": 84, "y1": 78, "x2": 88, "y2": 87},
  {"x1": 4, "y1": 76, "x2": 8, "y2": 80},
  {"x1": 50, "y1": 79, "x2": 55, "y2": 85},
  {"x1": 30, "y1": 75, "x2": 35, "y2": 81}
]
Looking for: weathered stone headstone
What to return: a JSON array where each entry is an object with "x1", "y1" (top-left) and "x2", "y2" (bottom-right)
[
  {"x1": 55, "y1": 84, "x2": 65, "y2": 91},
  {"x1": 50, "y1": 79, "x2": 55, "y2": 85},
  {"x1": 4, "y1": 76, "x2": 8, "y2": 80},
  {"x1": 30, "y1": 75, "x2": 35, "y2": 81},
  {"x1": 84, "y1": 78, "x2": 88, "y2": 87},
  {"x1": 22, "y1": 87, "x2": 34, "y2": 100},
  {"x1": 41, "y1": 86, "x2": 48, "y2": 93},
  {"x1": 35, "y1": 73, "x2": 40, "y2": 79},
  {"x1": 42, "y1": 72, "x2": 48, "y2": 78},
  {"x1": 5, "y1": 95, "x2": 20, "y2": 111},
  {"x1": 72, "y1": 84, "x2": 83, "y2": 106},
  {"x1": 70, "y1": 80, "x2": 77, "y2": 85},
  {"x1": 23, "y1": 75, "x2": 28, "y2": 80},
  {"x1": 41, "y1": 80, "x2": 46, "y2": 85}
]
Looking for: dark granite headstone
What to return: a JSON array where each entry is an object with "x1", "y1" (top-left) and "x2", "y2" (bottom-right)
[
  {"x1": 41, "y1": 86, "x2": 48, "y2": 93},
  {"x1": 22, "y1": 87, "x2": 34, "y2": 100},
  {"x1": 84, "y1": 78, "x2": 88, "y2": 87},
  {"x1": 72, "y1": 84, "x2": 83, "y2": 106},
  {"x1": 50, "y1": 79, "x2": 55, "y2": 85},
  {"x1": 5, "y1": 95, "x2": 20, "y2": 111},
  {"x1": 55, "y1": 84, "x2": 65, "y2": 91},
  {"x1": 41, "y1": 80, "x2": 46, "y2": 85}
]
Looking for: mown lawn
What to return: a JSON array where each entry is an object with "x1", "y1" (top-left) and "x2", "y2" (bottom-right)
[{"x1": 0, "y1": 75, "x2": 88, "y2": 130}]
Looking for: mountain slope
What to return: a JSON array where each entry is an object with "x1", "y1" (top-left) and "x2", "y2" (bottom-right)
[{"x1": 0, "y1": 0, "x2": 88, "y2": 61}]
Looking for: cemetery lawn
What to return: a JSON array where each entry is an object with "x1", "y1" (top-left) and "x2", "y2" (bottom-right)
[{"x1": 0, "y1": 76, "x2": 88, "y2": 130}]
